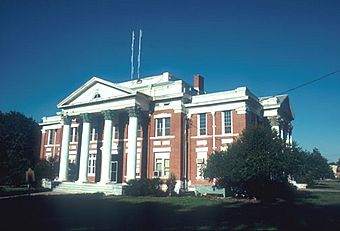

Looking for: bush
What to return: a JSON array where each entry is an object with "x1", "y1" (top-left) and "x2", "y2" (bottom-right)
[
  {"x1": 166, "y1": 174, "x2": 177, "y2": 196},
  {"x1": 125, "y1": 178, "x2": 165, "y2": 196},
  {"x1": 68, "y1": 162, "x2": 78, "y2": 181},
  {"x1": 34, "y1": 160, "x2": 54, "y2": 185}
]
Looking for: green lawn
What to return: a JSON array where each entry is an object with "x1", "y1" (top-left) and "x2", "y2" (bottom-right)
[
  {"x1": 1, "y1": 181, "x2": 340, "y2": 230},
  {"x1": 310, "y1": 179, "x2": 340, "y2": 190}
]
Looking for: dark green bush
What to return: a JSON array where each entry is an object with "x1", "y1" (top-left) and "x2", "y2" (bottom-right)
[
  {"x1": 125, "y1": 178, "x2": 165, "y2": 196},
  {"x1": 166, "y1": 174, "x2": 177, "y2": 196}
]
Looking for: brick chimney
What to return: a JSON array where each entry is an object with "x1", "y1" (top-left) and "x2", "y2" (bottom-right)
[{"x1": 194, "y1": 74, "x2": 205, "y2": 95}]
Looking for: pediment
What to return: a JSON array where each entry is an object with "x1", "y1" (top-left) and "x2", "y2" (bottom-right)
[{"x1": 58, "y1": 77, "x2": 134, "y2": 108}]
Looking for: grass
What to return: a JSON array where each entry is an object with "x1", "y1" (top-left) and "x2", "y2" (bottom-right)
[
  {"x1": 1, "y1": 180, "x2": 340, "y2": 230},
  {"x1": 0, "y1": 186, "x2": 50, "y2": 197},
  {"x1": 309, "y1": 179, "x2": 340, "y2": 190}
]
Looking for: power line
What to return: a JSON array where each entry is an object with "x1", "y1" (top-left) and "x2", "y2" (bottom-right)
[{"x1": 276, "y1": 68, "x2": 340, "y2": 95}]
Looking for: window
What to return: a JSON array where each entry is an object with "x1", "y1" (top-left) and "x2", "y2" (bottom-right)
[
  {"x1": 198, "y1": 113, "x2": 207, "y2": 136},
  {"x1": 47, "y1": 129, "x2": 57, "y2": 145},
  {"x1": 196, "y1": 152, "x2": 207, "y2": 179},
  {"x1": 90, "y1": 127, "x2": 98, "y2": 141},
  {"x1": 71, "y1": 127, "x2": 78, "y2": 142},
  {"x1": 137, "y1": 125, "x2": 142, "y2": 138},
  {"x1": 47, "y1": 130, "x2": 53, "y2": 145},
  {"x1": 155, "y1": 117, "x2": 170, "y2": 137},
  {"x1": 93, "y1": 93, "x2": 101, "y2": 99},
  {"x1": 154, "y1": 153, "x2": 170, "y2": 177},
  {"x1": 112, "y1": 125, "x2": 119, "y2": 140},
  {"x1": 88, "y1": 154, "x2": 96, "y2": 176},
  {"x1": 110, "y1": 161, "x2": 118, "y2": 183},
  {"x1": 223, "y1": 111, "x2": 232, "y2": 134},
  {"x1": 136, "y1": 153, "x2": 141, "y2": 176}
]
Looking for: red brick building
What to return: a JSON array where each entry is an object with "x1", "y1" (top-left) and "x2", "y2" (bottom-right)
[{"x1": 39, "y1": 72, "x2": 294, "y2": 194}]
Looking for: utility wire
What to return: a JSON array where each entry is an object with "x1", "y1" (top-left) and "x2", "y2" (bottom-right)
[{"x1": 276, "y1": 68, "x2": 340, "y2": 95}]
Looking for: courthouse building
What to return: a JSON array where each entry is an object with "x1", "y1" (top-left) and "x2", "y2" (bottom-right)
[{"x1": 39, "y1": 72, "x2": 294, "y2": 194}]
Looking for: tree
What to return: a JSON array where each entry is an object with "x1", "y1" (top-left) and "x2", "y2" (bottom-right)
[
  {"x1": 0, "y1": 111, "x2": 40, "y2": 185},
  {"x1": 204, "y1": 121, "x2": 293, "y2": 200},
  {"x1": 291, "y1": 146, "x2": 334, "y2": 185}
]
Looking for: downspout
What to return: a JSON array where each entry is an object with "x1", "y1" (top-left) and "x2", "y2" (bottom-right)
[{"x1": 183, "y1": 115, "x2": 188, "y2": 191}]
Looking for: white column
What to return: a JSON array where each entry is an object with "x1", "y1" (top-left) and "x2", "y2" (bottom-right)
[
  {"x1": 126, "y1": 107, "x2": 138, "y2": 181},
  {"x1": 77, "y1": 113, "x2": 91, "y2": 183},
  {"x1": 58, "y1": 116, "x2": 71, "y2": 181},
  {"x1": 99, "y1": 110, "x2": 114, "y2": 184},
  {"x1": 212, "y1": 111, "x2": 216, "y2": 151}
]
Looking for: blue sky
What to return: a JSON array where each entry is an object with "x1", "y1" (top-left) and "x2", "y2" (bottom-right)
[{"x1": 1, "y1": 0, "x2": 339, "y2": 161}]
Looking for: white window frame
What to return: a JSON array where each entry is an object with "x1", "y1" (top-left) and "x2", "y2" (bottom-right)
[
  {"x1": 154, "y1": 152, "x2": 170, "y2": 178},
  {"x1": 71, "y1": 127, "x2": 78, "y2": 143},
  {"x1": 197, "y1": 113, "x2": 207, "y2": 136},
  {"x1": 47, "y1": 129, "x2": 53, "y2": 145},
  {"x1": 88, "y1": 154, "x2": 96, "y2": 176},
  {"x1": 90, "y1": 127, "x2": 98, "y2": 141},
  {"x1": 196, "y1": 151, "x2": 207, "y2": 179},
  {"x1": 136, "y1": 152, "x2": 141, "y2": 177},
  {"x1": 155, "y1": 117, "x2": 171, "y2": 137},
  {"x1": 222, "y1": 110, "x2": 233, "y2": 134},
  {"x1": 112, "y1": 125, "x2": 119, "y2": 140}
]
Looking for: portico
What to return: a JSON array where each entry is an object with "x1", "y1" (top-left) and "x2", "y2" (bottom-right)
[{"x1": 56, "y1": 77, "x2": 151, "y2": 184}]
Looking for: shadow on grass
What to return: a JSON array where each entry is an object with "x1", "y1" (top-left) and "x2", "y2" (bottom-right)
[{"x1": 1, "y1": 192, "x2": 340, "y2": 230}]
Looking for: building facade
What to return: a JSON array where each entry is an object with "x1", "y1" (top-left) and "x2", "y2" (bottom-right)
[{"x1": 39, "y1": 72, "x2": 294, "y2": 190}]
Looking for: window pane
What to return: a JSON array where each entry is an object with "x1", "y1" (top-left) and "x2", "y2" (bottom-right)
[
  {"x1": 114, "y1": 126, "x2": 119, "y2": 139},
  {"x1": 164, "y1": 118, "x2": 170, "y2": 136},
  {"x1": 137, "y1": 125, "x2": 142, "y2": 138},
  {"x1": 156, "y1": 119, "x2": 163, "y2": 136},
  {"x1": 199, "y1": 113, "x2": 206, "y2": 135},
  {"x1": 224, "y1": 111, "x2": 232, "y2": 133},
  {"x1": 48, "y1": 130, "x2": 53, "y2": 144}
]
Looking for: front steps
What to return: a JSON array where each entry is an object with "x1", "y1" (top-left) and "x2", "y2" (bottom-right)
[{"x1": 52, "y1": 182, "x2": 124, "y2": 195}]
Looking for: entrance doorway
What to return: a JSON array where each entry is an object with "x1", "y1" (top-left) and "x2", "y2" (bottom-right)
[{"x1": 110, "y1": 161, "x2": 118, "y2": 183}]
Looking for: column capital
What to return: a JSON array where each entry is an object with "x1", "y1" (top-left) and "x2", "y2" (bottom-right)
[
  {"x1": 80, "y1": 113, "x2": 91, "y2": 123},
  {"x1": 127, "y1": 106, "x2": 140, "y2": 118},
  {"x1": 101, "y1": 110, "x2": 116, "y2": 120},
  {"x1": 62, "y1": 115, "x2": 71, "y2": 125}
]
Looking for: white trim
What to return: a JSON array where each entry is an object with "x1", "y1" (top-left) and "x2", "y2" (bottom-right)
[
  {"x1": 150, "y1": 135, "x2": 175, "y2": 140},
  {"x1": 153, "y1": 141, "x2": 161, "y2": 145},
  {"x1": 214, "y1": 133, "x2": 239, "y2": 137},
  {"x1": 196, "y1": 147, "x2": 208, "y2": 152},
  {"x1": 153, "y1": 147, "x2": 171, "y2": 153},
  {"x1": 190, "y1": 135, "x2": 212, "y2": 139},
  {"x1": 42, "y1": 124, "x2": 62, "y2": 131},
  {"x1": 221, "y1": 138, "x2": 233, "y2": 144},
  {"x1": 162, "y1": 140, "x2": 170, "y2": 145},
  {"x1": 154, "y1": 113, "x2": 172, "y2": 118},
  {"x1": 196, "y1": 140, "x2": 207, "y2": 146}
]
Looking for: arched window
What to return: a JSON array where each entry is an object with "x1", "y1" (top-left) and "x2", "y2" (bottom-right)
[{"x1": 93, "y1": 92, "x2": 101, "y2": 99}]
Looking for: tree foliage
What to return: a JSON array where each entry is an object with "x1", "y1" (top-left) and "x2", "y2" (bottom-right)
[
  {"x1": 204, "y1": 121, "x2": 293, "y2": 199},
  {"x1": 204, "y1": 120, "x2": 334, "y2": 199},
  {"x1": 290, "y1": 146, "x2": 334, "y2": 185},
  {"x1": 0, "y1": 111, "x2": 40, "y2": 185}
]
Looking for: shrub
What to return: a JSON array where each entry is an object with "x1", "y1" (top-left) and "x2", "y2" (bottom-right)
[
  {"x1": 34, "y1": 160, "x2": 54, "y2": 186},
  {"x1": 125, "y1": 178, "x2": 165, "y2": 196},
  {"x1": 166, "y1": 174, "x2": 177, "y2": 196}
]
